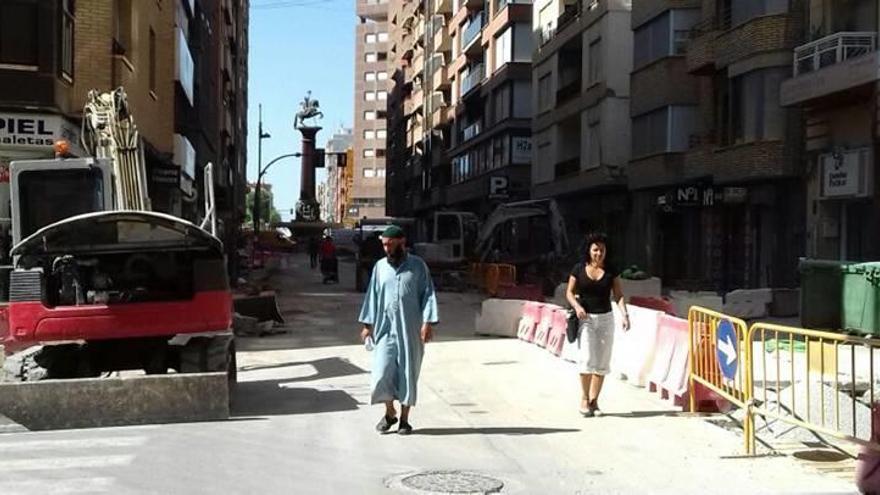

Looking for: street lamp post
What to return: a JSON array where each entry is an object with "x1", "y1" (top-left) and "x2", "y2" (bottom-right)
[
  {"x1": 255, "y1": 152, "x2": 302, "y2": 229},
  {"x1": 254, "y1": 104, "x2": 272, "y2": 233}
]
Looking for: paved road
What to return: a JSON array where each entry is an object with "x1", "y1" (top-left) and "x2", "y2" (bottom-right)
[{"x1": 0, "y1": 254, "x2": 859, "y2": 494}]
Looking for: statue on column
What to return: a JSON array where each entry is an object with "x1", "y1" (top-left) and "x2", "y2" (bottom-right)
[{"x1": 294, "y1": 91, "x2": 324, "y2": 129}]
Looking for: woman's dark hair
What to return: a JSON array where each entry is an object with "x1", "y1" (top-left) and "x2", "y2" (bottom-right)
[{"x1": 584, "y1": 232, "x2": 608, "y2": 250}]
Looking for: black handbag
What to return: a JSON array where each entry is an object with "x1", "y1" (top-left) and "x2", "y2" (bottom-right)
[{"x1": 565, "y1": 309, "x2": 579, "y2": 343}]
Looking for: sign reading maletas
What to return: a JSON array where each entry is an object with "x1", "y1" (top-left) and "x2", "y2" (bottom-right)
[{"x1": 0, "y1": 113, "x2": 79, "y2": 149}]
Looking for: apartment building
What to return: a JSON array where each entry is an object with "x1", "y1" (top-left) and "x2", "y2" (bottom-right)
[
  {"x1": 354, "y1": 0, "x2": 390, "y2": 220},
  {"x1": 623, "y1": 0, "x2": 807, "y2": 291},
  {"x1": 780, "y1": 0, "x2": 879, "y2": 262},
  {"x1": 444, "y1": 0, "x2": 534, "y2": 217},
  {"x1": 319, "y1": 127, "x2": 354, "y2": 223},
  {"x1": 531, "y1": 0, "x2": 632, "y2": 258},
  {"x1": 0, "y1": 0, "x2": 248, "y2": 271},
  {"x1": 387, "y1": 0, "x2": 535, "y2": 220}
]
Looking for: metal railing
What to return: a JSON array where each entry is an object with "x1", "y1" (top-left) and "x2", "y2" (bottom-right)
[
  {"x1": 495, "y1": 0, "x2": 531, "y2": 15},
  {"x1": 462, "y1": 121, "x2": 482, "y2": 141},
  {"x1": 748, "y1": 322, "x2": 880, "y2": 454},
  {"x1": 793, "y1": 32, "x2": 877, "y2": 76},
  {"x1": 556, "y1": 1, "x2": 581, "y2": 34},
  {"x1": 688, "y1": 306, "x2": 880, "y2": 455},
  {"x1": 460, "y1": 63, "x2": 485, "y2": 95},
  {"x1": 462, "y1": 13, "x2": 485, "y2": 49}
]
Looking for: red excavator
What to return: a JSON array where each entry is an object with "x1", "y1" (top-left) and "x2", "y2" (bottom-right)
[{"x1": 1, "y1": 88, "x2": 235, "y2": 387}]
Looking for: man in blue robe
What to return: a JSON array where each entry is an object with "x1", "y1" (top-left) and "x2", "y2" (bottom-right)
[{"x1": 359, "y1": 225, "x2": 439, "y2": 435}]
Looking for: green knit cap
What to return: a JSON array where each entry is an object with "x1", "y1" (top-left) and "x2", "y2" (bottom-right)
[{"x1": 381, "y1": 224, "x2": 406, "y2": 238}]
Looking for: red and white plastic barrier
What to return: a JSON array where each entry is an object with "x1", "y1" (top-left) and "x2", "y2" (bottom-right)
[
  {"x1": 610, "y1": 304, "x2": 662, "y2": 387},
  {"x1": 545, "y1": 309, "x2": 568, "y2": 357},
  {"x1": 647, "y1": 314, "x2": 690, "y2": 405},
  {"x1": 533, "y1": 304, "x2": 559, "y2": 349},
  {"x1": 516, "y1": 302, "x2": 542, "y2": 343}
]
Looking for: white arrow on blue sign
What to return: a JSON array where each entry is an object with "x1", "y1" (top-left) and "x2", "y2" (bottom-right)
[{"x1": 716, "y1": 319, "x2": 738, "y2": 381}]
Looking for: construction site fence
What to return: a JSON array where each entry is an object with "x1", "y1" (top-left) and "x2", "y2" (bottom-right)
[{"x1": 688, "y1": 306, "x2": 880, "y2": 455}]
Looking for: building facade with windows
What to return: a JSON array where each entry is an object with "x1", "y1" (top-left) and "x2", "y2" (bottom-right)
[
  {"x1": 626, "y1": 0, "x2": 807, "y2": 291},
  {"x1": 387, "y1": 0, "x2": 535, "y2": 221},
  {"x1": 780, "y1": 0, "x2": 879, "y2": 262},
  {"x1": 319, "y1": 127, "x2": 354, "y2": 223},
  {"x1": 354, "y1": 0, "x2": 390, "y2": 220},
  {"x1": 531, "y1": 0, "x2": 632, "y2": 261}
]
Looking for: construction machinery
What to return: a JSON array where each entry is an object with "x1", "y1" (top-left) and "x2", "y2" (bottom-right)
[
  {"x1": 413, "y1": 199, "x2": 571, "y2": 294},
  {"x1": 1, "y1": 88, "x2": 235, "y2": 387}
]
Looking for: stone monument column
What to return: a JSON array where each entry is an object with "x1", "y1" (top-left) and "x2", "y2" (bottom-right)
[{"x1": 294, "y1": 91, "x2": 323, "y2": 222}]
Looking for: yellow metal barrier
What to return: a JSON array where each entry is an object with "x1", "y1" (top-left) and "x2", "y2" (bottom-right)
[
  {"x1": 688, "y1": 306, "x2": 753, "y2": 453},
  {"x1": 747, "y1": 322, "x2": 880, "y2": 454}
]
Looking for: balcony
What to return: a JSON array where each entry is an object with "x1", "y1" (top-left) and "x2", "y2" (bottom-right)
[
  {"x1": 462, "y1": 121, "x2": 482, "y2": 141},
  {"x1": 413, "y1": 52, "x2": 425, "y2": 74},
  {"x1": 555, "y1": 1, "x2": 581, "y2": 35},
  {"x1": 460, "y1": 63, "x2": 485, "y2": 96},
  {"x1": 495, "y1": 0, "x2": 532, "y2": 16},
  {"x1": 431, "y1": 92, "x2": 449, "y2": 126},
  {"x1": 433, "y1": 18, "x2": 451, "y2": 51},
  {"x1": 357, "y1": 0, "x2": 388, "y2": 19},
  {"x1": 434, "y1": 0, "x2": 452, "y2": 14},
  {"x1": 461, "y1": 14, "x2": 484, "y2": 52},
  {"x1": 556, "y1": 78, "x2": 581, "y2": 104},
  {"x1": 781, "y1": 32, "x2": 880, "y2": 106},
  {"x1": 432, "y1": 56, "x2": 450, "y2": 90},
  {"x1": 794, "y1": 32, "x2": 876, "y2": 76},
  {"x1": 175, "y1": 27, "x2": 194, "y2": 106}
]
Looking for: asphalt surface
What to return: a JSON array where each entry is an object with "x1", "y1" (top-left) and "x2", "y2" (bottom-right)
[{"x1": 0, "y1": 254, "x2": 859, "y2": 494}]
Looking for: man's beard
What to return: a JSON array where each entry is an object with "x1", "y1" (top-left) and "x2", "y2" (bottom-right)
[{"x1": 388, "y1": 245, "x2": 406, "y2": 266}]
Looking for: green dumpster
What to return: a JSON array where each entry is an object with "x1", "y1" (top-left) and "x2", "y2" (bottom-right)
[
  {"x1": 799, "y1": 258, "x2": 846, "y2": 330},
  {"x1": 842, "y1": 262, "x2": 880, "y2": 335}
]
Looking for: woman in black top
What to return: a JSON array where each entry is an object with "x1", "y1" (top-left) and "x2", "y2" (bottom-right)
[{"x1": 565, "y1": 232, "x2": 630, "y2": 417}]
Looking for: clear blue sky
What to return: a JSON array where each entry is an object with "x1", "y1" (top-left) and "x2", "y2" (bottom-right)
[{"x1": 247, "y1": 0, "x2": 355, "y2": 221}]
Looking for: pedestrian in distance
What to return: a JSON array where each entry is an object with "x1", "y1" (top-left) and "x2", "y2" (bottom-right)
[
  {"x1": 358, "y1": 225, "x2": 439, "y2": 435},
  {"x1": 565, "y1": 232, "x2": 630, "y2": 417},
  {"x1": 307, "y1": 236, "x2": 319, "y2": 269},
  {"x1": 319, "y1": 235, "x2": 338, "y2": 283}
]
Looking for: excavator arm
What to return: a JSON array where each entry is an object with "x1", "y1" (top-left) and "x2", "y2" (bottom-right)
[{"x1": 81, "y1": 88, "x2": 151, "y2": 211}]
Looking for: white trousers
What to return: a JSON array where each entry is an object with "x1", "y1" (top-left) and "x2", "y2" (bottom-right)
[{"x1": 577, "y1": 312, "x2": 614, "y2": 375}]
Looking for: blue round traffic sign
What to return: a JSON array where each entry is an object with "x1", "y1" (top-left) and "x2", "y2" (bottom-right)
[{"x1": 716, "y1": 320, "x2": 738, "y2": 381}]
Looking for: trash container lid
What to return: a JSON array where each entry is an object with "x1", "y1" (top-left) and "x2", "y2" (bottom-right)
[
  {"x1": 842, "y1": 262, "x2": 880, "y2": 278},
  {"x1": 798, "y1": 258, "x2": 851, "y2": 271}
]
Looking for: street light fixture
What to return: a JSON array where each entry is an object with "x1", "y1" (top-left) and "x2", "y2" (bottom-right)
[{"x1": 254, "y1": 152, "x2": 302, "y2": 231}]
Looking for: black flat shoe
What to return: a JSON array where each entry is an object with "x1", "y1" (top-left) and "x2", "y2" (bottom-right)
[
  {"x1": 397, "y1": 420, "x2": 413, "y2": 435},
  {"x1": 376, "y1": 415, "x2": 398, "y2": 433}
]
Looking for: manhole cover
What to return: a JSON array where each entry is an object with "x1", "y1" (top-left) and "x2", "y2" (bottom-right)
[{"x1": 387, "y1": 470, "x2": 504, "y2": 494}]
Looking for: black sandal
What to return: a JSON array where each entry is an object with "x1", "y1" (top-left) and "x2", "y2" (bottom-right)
[
  {"x1": 376, "y1": 415, "x2": 398, "y2": 433},
  {"x1": 397, "y1": 420, "x2": 413, "y2": 435}
]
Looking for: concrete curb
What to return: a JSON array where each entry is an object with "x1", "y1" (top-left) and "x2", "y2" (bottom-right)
[
  {"x1": 0, "y1": 412, "x2": 27, "y2": 434},
  {"x1": 0, "y1": 372, "x2": 229, "y2": 431}
]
